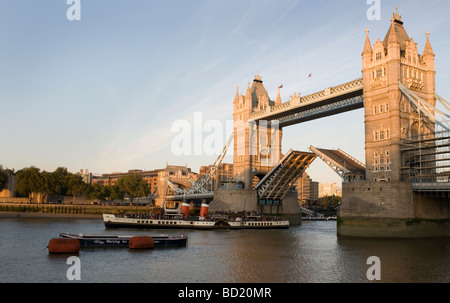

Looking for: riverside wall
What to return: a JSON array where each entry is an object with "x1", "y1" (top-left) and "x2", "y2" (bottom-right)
[{"x1": 338, "y1": 181, "x2": 450, "y2": 238}]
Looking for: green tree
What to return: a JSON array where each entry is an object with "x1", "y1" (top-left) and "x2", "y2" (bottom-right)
[
  {"x1": 66, "y1": 173, "x2": 87, "y2": 204},
  {"x1": 88, "y1": 183, "x2": 103, "y2": 201},
  {"x1": 15, "y1": 166, "x2": 46, "y2": 202},
  {"x1": 52, "y1": 167, "x2": 70, "y2": 196},
  {"x1": 107, "y1": 185, "x2": 124, "y2": 203},
  {"x1": 116, "y1": 174, "x2": 150, "y2": 205},
  {"x1": 0, "y1": 166, "x2": 7, "y2": 190}
]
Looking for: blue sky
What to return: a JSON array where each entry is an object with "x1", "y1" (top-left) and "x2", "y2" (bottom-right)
[{"x1": 1, "y1": 0, "x2": 450, "y2": 185}]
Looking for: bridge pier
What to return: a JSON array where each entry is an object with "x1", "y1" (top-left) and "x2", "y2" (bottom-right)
[
  {"x1": 209, "y1": 189, "x2": 303, "y2": 225},
  {"x1": 338, "y1": 181, "x2": 450, "y2": 238}
]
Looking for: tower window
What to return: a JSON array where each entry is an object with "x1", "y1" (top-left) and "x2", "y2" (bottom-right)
[{"x1": 376, "y1": 69, "x2": 382, "y2": 78}]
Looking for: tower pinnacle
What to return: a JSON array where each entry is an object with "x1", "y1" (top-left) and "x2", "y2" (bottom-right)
[
  {"x1": 423, "y1": 29, "x2": 435, "y2": 56},
  {"x1": 362, "y1": 27, "x2": 373, "y2": 56}
]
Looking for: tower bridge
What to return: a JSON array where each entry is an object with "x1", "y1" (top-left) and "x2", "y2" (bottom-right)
[{"x1": 165, "y1": 9, "x2": 450, "y2": 236}]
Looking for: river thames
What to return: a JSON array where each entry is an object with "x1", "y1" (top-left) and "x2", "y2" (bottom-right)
[{"x1": 0, "y1": 216, "x2": 449, "y2": 283}]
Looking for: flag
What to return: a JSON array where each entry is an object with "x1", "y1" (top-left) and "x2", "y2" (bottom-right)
[{"x1": 308, "y1": 73, "x2": 312, "y2": 78}]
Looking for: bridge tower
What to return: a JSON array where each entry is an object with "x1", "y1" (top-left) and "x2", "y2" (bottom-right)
[
  {"x1": 232, "y1": 73, "x2": 283, "y2": 189},
  {"x1": 339, "y1": 8, "x2": 449, "y2": 238},
  {"x1": 362, "y1": 8, "x2": 436, "y2": 183}
]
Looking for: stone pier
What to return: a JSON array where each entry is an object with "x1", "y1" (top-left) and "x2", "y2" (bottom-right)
[
  {"x1": 338, "y1": 181, "x2": 450, "y2": 238},
  {"x1": 210, "y1": 189, "x2": 303, "y2": 225}
]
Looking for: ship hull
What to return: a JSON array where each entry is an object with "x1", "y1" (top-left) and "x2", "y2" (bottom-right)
[{"x1": 103, "y1": 214, "x2": 289, "y2": 230}]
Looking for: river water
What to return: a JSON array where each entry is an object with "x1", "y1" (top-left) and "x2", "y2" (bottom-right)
[{"x1": 0, "y1": 216, "x2": 449, "y2": 283}]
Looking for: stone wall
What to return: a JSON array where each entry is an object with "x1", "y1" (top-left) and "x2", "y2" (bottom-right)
[
  {"x1": 340, "y1": 181, "x2": 415, "y2": 219},
  {"x1": 338, "y1": 181, "x2": 450, "y2": 238},
  {"x1": 210, "y1": 189, "x2": 258, "y2": 212}
]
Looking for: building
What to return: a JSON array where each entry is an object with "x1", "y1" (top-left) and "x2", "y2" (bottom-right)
[
  {"x1": 319, "y1": 182, "x2": 342, "y2": 198},
  {"x1": 92, "y1": 165, "x2": 199, "y2": 206},
  {"x1": 92, "y1": 169, "x2": 162, "y2": 199},
  {"x1": 156, "y1": 164, "x2": 198, "y2": 200},
  {"x1": 295, "y1": 172, "x2": 312, "y2": 203},
  {"x1": 78, "y1": 169, "x2": 93, "y2": 184},
  {"x1": 198, "y1": 163, "x2": 233, "y2": 191},
  {"x1": 310, "y1": 181, "x2": 319, "y2": 202},
  {"x1": 294, "y1": 172, "x2": 322, "y2": 207}
]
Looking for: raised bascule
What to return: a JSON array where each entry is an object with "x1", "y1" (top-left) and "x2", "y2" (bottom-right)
[{"x1": 166, "y1": 9, "x2": 450, "y2": 237}]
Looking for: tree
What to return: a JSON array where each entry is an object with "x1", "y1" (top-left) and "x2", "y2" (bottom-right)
[
  {"x1": 108, "y1": 185, "x2": 124, "y2": 203},
  {"x1": 15, "y1": 166, "x2": 46, "y2": 202},
  {"x1": 66, "y1": 173, "x2": 87, "y2": 204},
  {"x1": 88, "y1": 183, "x2": 103, "y2": 201},
  {"x1": 0, "y1": 166, "x2": 7, "y2": 190},
  {"x1": 116, "y1": 174, "x2": 150, "y2": 205},
  {"x1": 52, "y1": 167, "x2": 70, "y2": 196}
]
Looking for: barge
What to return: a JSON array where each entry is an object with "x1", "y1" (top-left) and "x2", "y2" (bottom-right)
[{"x1": 59, "y1": 233, "x2": 188, "y2": 247}]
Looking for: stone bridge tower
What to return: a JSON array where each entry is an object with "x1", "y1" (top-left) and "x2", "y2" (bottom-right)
[
  {"x1": 362, "y1": 8, "x2": 436, "y2": 183},
  {"x1": 232, "y1": 73, "x2": 283, "y2": 189},
  {"x1": 338, "y1": 9, "x2": 449, "y2": 238}
]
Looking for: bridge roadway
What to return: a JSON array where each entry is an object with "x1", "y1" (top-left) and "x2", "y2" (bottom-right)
[{"x1": 309, "y1": 146, "x2": 366, "y2": 181}]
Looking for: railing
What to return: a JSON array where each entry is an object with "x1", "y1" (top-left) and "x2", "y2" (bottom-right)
[
  {"x1": 0, "y1": 204, "x2": 87, "y2": 214},
  {"x1": 249, "y1": 78, "x2": 363, "y2": 120},
  {"x1": 401, "y1": 130, "x2": 450, "y2": 191}
]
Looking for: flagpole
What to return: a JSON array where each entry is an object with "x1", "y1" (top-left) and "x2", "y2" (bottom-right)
[{"x1": 308, "y1": 74, "x2": 312, "y2": 95}]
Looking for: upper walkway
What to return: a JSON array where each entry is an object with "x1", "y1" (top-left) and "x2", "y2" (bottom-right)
[{"x1": 248, "y1": 78, "x2": 363, "y2": 127}]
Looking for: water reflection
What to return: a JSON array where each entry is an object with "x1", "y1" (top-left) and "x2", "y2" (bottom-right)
[
  {"x1": 336, "y1": 237, "x2": 450, "y2": 283},
  {"x1": 0, "y1": 217, "x2": 449, "y2": 283}
]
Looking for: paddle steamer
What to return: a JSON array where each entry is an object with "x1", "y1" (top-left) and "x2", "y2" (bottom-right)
[{"x1": 103, "y1": 213, "x2": 289, "y2": 230}]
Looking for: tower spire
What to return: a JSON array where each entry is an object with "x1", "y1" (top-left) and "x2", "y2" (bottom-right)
[
  {"x1": 391, "y1": 6, "x2": 402, "y2": 23},
  {"x1": 233, "y1": 86, "x2": 239, "y2": 104},
  {"x1": 275, "y1": 86, "x2": 282, "y2": 105},
  {"x1": 362, "y1": 27, "x2": 373, "y2": 55},
  {"x1": 423, "y1": 29, "x2": 435, "y2": 56},
  {"x1": 387, "y1": 18, "x2": 400, "y2": 44}
]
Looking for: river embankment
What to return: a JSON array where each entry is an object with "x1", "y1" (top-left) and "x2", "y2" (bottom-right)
[{"x1": 0, "y1": 203, "x2": 158, "y2": 219}]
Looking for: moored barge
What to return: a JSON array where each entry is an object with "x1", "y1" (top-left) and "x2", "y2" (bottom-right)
[{"x1": 59, "y1": 233, "x2": 188, "y2": 247}]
